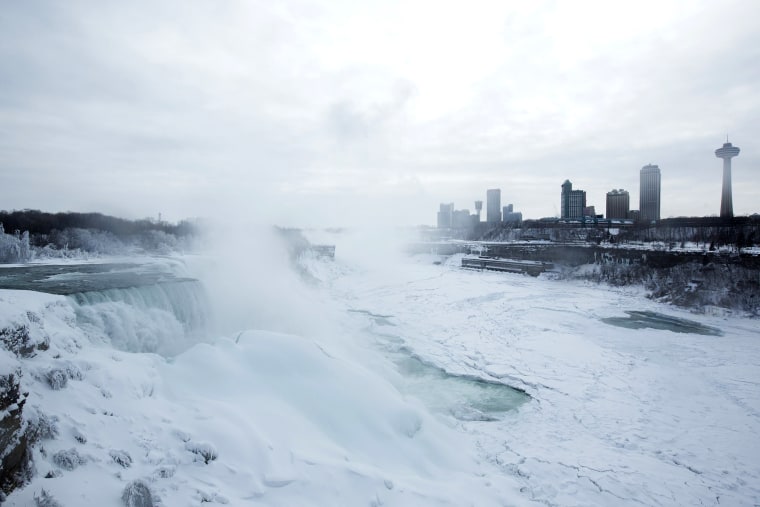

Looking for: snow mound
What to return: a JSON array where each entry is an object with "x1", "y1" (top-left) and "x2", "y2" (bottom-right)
[{"x1": 2, "y1": 288, "x2": 519, "y2": 506}]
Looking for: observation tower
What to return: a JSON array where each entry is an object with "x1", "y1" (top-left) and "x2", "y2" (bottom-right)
[{"x1": 715, "y1": 140, "x2": 740, "y2": 218}]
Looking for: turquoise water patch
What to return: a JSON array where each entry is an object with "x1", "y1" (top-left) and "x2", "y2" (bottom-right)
[
  {"x1": 602, "y1": 311, "x2": 722, "y2": 336},
  {"x1": 350, "y1": 307, "x2": 529, "y2": 420},
  {"x1": 393, "y1": 353, "x2": 528, "y2": 421}
]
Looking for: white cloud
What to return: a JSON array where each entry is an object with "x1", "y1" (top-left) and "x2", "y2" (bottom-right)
[{"x1": 1, "y1": 0, "x2": 758, "y2": 226}]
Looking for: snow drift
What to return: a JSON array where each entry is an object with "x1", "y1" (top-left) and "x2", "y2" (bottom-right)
[{"x1": 0, "y1": 243, "x2": 525, "y2": 505}]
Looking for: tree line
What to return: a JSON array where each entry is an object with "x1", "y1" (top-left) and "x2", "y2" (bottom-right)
[
  {"x1": 477, "y1": 215, "x2": 760, "y2": 250},
  {"x1": 0, "y1": 210, "x2": 199, "y2": 263},
  {"x1": 0, "y1": 210, "x2": 196, "y2": 241}
]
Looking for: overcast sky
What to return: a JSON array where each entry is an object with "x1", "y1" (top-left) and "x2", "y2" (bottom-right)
[{"x1": 1, "y1": 0, "x2": 758, "y2": 227}]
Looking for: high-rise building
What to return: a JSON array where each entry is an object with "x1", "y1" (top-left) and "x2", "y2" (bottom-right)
[
  {"x1": 452, "y1": 209, "x2": 473, "y2": 229},
  {"x1": 503, "y1": 204, "x2": 522, "y2": 223},
  {"x1": 606, "y1": 189, "x2": 630, "y2": 219},
  {"x1": 486, "y1": 189, "x2": 501, "y2": 223},
  {"x1": 639, "y1": 164, "x2": 661, "y2": 222},
  {"x1": 561, "y1": 180, "x2": 586, "y2": 219},
  {"x1": 715, "y1": 140, "x2": 740, "y2": 218},
  {"x1": 474, "y1": 200, "x2": 483, "y2": 222},
  {"x1": 437, "y1": 203, "x2": 453, "y2": 228}
]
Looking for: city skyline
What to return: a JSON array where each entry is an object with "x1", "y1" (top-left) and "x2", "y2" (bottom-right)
[
  {"x1": 437, "y1": 137, "x2": 753, "y2": 225},
  {"x1": 1, "y1": 1, "x2": 759, "y2": 227},
  {"x1": 431, "y1": 138, "x2": 756, "y2": 226}
]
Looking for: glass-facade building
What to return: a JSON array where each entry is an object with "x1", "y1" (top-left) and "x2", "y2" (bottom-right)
[
  {"x1": 639, "y1": 165, "x2": 661, "y2": 222},
  {"x1": 486, "y1": 189, "x2": 501, "y2": 223}
]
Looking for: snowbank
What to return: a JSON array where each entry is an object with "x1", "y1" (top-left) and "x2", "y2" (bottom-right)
[{"x1": 1, "y1": 277, "x2": 523, "y2": 505}]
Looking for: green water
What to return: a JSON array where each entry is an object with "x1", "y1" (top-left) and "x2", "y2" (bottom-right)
[
  {"x1": 0, "y1": 263, "x2": 192, "y2": 295},
  {"x1": 393, "y1": 354, "x2": 529, "y2": 421},
  {"x1": 602, "y1": 311, "x2": 722, "y2": 336},
  {"x1": 350, "y1": 308, "x2": 529, "y2": 420}
]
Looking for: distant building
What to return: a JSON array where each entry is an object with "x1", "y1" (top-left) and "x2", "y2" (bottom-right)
[
  {"x1": 452, "y1": 209, "x2": 472, "y2": 229},
  {"x1": 437, "y1": 203, "x2": 454, "y2": 228},
  {"x1": 502, "y1": 204, "x2": 522, "y2": 224},
  {"x1": 486, "y1": 189, "x2": 501, "y2": 223},
  {"x1": 474, "y1": 200, "x2": 483, "y2": 222},
  {"x1": 561, "y1": 180, "x2": 586, "y2": 219},
  {"x1": 715, "y1": 140, "x2": 740, "y2": 218},
  {"x1": 639, "y1": 164, "x2": 661, "y2": 222},
  {"x1": 627, "y1": 209, "x2": 640, "y2": 222},
  {"x1": 606, "y1": 189, "x2": 630, "y2": 219},
  {"x1": 583, "y1": 206, "x2": 596, "y2": 217}
]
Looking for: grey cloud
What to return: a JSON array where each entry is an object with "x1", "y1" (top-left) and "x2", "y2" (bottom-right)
[
  {"x1": 0, "y1": 0, "x2": 759, "y2": 226},
  {"x1": 327, "y1": 79, "x2": 415, "y2": 140}
]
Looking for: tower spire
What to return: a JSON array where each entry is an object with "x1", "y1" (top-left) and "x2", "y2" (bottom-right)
[{"x1": 715, "y1": 140, "x2": 740, "y2": 219}]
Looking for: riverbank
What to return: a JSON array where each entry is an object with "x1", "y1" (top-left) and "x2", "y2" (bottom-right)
[{"x1": 410, "y1": 242, "x2": 760, "y2": 315}]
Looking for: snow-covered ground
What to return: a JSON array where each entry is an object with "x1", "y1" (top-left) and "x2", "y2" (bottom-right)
[
  {"x1": 306, "y1": 232, "x2": 760, "y2": 506},
  {"x1": 2, "y1": 234, "x2": 759, "y2": 506}
]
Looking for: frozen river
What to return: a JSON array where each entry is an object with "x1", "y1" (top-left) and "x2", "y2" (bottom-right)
[
  {"x1": 0, "y1": 261, "x2": 193, "y2": 294},
  {"x1": 2, "y1": 249, "x2": 759, "y2": 506},
  {"x1": 316, "y1": 249, "x2": 760, "y2": 506}
]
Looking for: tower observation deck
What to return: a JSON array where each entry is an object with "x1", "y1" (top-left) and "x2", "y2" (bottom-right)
[{"x1": 715, "y1": 141, "x2": 740, "y2": 219}]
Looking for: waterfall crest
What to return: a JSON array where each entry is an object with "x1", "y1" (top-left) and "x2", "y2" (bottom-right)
[{"x1": 68, "y1": 280, "x2": 211, "y2": 356}]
